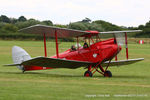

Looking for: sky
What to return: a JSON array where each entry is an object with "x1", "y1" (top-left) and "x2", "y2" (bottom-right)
[{"x1": 0, "y1": 0, "x2": 150, "y2": 27}]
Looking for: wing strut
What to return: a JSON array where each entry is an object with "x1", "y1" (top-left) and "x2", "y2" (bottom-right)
[
  {"x1": 125, "y1": 32, "x2": 128, "y2": 59},
  {"x1": 55, "y1": 30, "x2": 59, "y2": 58},
  {"x1": 77, "y1": 37, "x2": 79, "y2": 51},
  {"x1": 43, "y1": 33, "x2": 47, "y2": 57},
  {"x1": 115, "y1": 56, "x2": 117, "y2": 61}
]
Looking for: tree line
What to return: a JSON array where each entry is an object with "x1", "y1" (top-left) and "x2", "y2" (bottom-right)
[{"x1": 0, "y1": 15, "x2": 149, "y2": 41}]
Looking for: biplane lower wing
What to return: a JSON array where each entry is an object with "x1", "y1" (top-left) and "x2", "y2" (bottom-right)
[
  {"x1": 5, "y1": 58, "x2": 144, "y2": 68},
  {"x1": 21, "y1": 57, "x2": 92, "y2": 69},
  {"x1": 4, "y1": 63, "x2": 21, "y2": 66},
  {"x1": 102, "y1": 58, "x2": 144, "y2": 67}
]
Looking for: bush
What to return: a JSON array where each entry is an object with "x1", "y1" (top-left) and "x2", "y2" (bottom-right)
[{"x1": 0, "y1": 23, "x2": 18, "y2": 33}]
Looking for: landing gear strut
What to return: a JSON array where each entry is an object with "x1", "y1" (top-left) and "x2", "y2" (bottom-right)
[
  {"x1": 84, "y1": 61, "x2": 112, "y2": 77},
  {"x1": 22, "y1": 67, "x2": 25, "y2": 73}
]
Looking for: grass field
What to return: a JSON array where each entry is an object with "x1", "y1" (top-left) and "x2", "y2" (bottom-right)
[{"x1": 0, "y1": 40, "x2": 150, "y2": 100}]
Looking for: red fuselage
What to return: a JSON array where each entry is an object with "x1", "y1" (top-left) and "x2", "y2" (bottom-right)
[{"x1": 51, "y1": 38, "x2": 122, "y2": 63}]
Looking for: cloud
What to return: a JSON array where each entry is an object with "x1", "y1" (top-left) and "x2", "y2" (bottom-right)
[{"x1": 0, "y1": 0, "x2": 150, "y2": 26}]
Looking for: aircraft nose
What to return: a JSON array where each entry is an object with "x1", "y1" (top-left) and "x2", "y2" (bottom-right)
[
  {"x1": 118, "y1": 45, "x2": 122, "y2": 52},
  {"x1": 102, "y1": 44, "x2": 121, "y2": 61},
  {"x1": 111, "y1": 44, "x2": 122, "y2": 57}
]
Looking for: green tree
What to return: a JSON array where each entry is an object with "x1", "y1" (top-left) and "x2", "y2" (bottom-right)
[
  {"x1": 0, "y1": 15, "x2": 11, "y2": 23},
  {"x1": 15, "y1": 18, "x2": 40, "y2": 29},
  {"x1": 0, "y1": 23, "x2": 18, "y2": 33},
  {"x1": 81, "y1": 17, "x2": 91, "y2": 23},
  {"x1": 10, "y1": 18, "x2": 18, "y2": 24},
  {"x1": 68, "y1": 21, "x2": 104, "y2": 31},
  {"x1": 88, "y1": 23, "x2": 104, "y2": 31},
  {"x1": 41, "y1": 20, "x2": 53, "y2": 26},
  {"x1": 93, "y1": 20, "x2": 123, "y2": 31},
  {"x1": 138, "y1": 25, "x2": 144, "y2": 30},
  {"x1": 145, "y1": 21, "x2": 150, "y2": 28},
  {"x1": 54, "y1": 24, "x2": 67, "y2": 28},
  {"x1": 68, "y1": 22, "x2": 88, "y2": 31},
  {"x1": 18, "y1": 16, "x2": 27, "y2": 22},
  {"x1": 140, "y1": 21, "x2": 150, "y2": 35}
]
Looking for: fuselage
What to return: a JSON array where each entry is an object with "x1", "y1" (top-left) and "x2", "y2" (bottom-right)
[{"x1": 51, "y1": 38, "x2": 122, "y2": 63}]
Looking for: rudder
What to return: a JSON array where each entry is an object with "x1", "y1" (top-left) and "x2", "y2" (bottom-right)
[{"x1": 12, "y1": 46, "x2": 31, "y2": 70}]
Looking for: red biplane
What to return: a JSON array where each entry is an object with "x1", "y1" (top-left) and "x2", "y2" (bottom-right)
[{"x1": 5, "y1": 24, "x2": 144, "y2": 77}]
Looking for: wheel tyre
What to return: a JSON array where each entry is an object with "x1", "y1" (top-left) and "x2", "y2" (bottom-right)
[
  {"x1": 104, "y1": 70, "x2": 112, "y2": 77},
  {"x1": 84, "y1": 71, "x2": 93, "y2": 77}
]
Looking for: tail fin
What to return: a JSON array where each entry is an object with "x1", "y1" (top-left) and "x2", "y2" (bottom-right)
[{"x1": 12, "y1": 46, "x2": 31, "y2": 70}]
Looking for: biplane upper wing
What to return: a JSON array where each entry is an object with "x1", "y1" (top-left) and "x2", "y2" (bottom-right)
[
  {"x1": 19, "y1": 24, "x2": 90, "y2": 38},
  {"x1": 102, "y1": 58, "x2": 144, "y2": 67},
  {"x1": 19, "y1": 24, "x2": 142, "y2": 38},
  {"x1": 100, "y1": 30, "x2": 142, "y2": 34},
  {"x1": 21, "y1": 57, "x2": 92, "y2": 69}
]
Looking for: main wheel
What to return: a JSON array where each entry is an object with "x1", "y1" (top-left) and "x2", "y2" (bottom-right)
[
  {"x1": 84, "y1": 71, "x2": 93, "y2": 77},
  {"x1": 104, "y1": 70, "x2": 112, "y2": 77}
]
